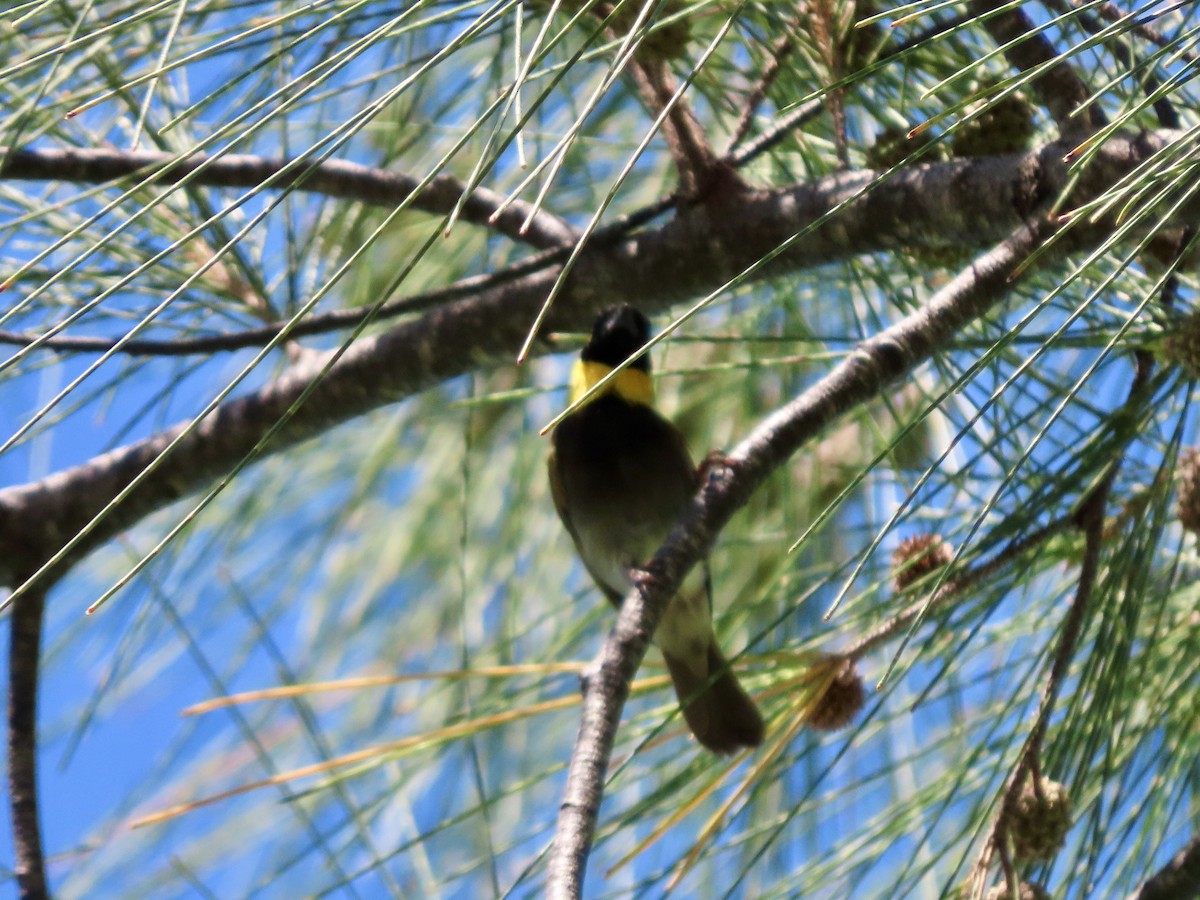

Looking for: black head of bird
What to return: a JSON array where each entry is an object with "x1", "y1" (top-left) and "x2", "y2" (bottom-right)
[{"x1": 581, "y1": 304, "x2": 651, "y2": 371}]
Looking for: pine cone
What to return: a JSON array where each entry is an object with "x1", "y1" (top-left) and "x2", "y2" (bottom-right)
[
  {"x1": 1007, "y1": 777, "x2": 1072, "y2": 862},
  {"x1": 866, "y1": 125, "x2": 938, "y2": 170},
  {"x1": 1177, "y1": 447, "x2": 1200, "y2": 535},
  {"x1": 951, "y1": 89, "x2": 1036, "y2": 158},
  {"x1": 892, "y1": 533, "x2": 954, "y2": 591},
  {"x1": 805, "y1": 659, "x2": 866, "y2": 731},
  {"x1": 1162, "y1": 310, "x2": 1200, "y2": 380}
]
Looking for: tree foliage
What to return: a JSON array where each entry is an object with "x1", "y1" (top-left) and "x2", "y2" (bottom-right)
[{"x1": 0, "y1": 1, "x2": 1198, "y2": 897}]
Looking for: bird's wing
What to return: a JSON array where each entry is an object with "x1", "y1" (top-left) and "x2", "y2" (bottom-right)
[{"x1": 547, "y1": 444, "x2": 625, "y2": 606}]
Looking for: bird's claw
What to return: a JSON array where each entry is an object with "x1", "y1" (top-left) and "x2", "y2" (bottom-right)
[
  {"x1": 630, "y1": 566, "x2": 661, "y2": 594},
  {"x1": 697, "y1": 449, "x2": 735, "y2": 484}
]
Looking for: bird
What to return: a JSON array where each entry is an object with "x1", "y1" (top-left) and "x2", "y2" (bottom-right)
[{"x1": 547, "y1": 304, "x2": 764, "y2": 754}]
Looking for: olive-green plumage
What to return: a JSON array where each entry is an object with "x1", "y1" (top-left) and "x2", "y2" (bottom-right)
[{"x1": 548, "y1": 305, "x2": 764, "y2": 754}]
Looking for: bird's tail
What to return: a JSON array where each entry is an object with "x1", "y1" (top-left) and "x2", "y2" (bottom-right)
[{"x1": 663, "y1": 642, "x2": 764, "y2": 755}]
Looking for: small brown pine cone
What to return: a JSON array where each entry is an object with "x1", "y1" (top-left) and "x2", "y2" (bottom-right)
[
  {"x1": 984, "y1": 882, "x2": 1051, "y2": 900},
  {"x1": 1007, "y1": 777, "x2": 1072, "y2": 863},
  {"x1": 951, "y1": 90, "x2": 1036, "y2": 158},
  {"x1": 1177, "y1": 447, "x2": 1200, "y2": 536},
  {"x1": 805, "y1": 659, "x2": 866, "y2": 731},
  {"x1": 1162, "y1": 311, "x2": 1200, "y2": 380},
  {"x1": 892, "y1": 533, "x2": 954, "y2": 591},
  {"x1": 866, "y1": 125, "x2": 937, "y2": 170}
]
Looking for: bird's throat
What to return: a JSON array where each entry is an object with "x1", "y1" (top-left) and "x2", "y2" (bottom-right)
[{"x1": 569, "y1": 360, "x2": 655, "y2": 407}]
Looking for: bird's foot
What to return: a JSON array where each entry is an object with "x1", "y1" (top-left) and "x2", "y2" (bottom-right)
[
  {"x1": 697, "y1": 449, "x2": 735, "y2": 485},
  {"x1": 630, "y1": 566, "x2": 661, "y2": 595}
]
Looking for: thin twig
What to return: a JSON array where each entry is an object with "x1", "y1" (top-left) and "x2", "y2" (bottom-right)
[
  {"x1": 968, "y1": 0, "x2": 1102, "y2": 138},
  {"x1": 995, "y1": 838, "x2": 1019, "y2": 899},
  {"x1": 843, "y1": 514, "x2": 1074, "y2": 661},
  {"x1": 1027, "y1": 454, "x2": 1112, "y2": 768},
  {"x1": 627, "y1": 57, "x2": 742, "y2": 199},
  {"x1": 725, "y1": 94, "x2": 826, "y2": 168},
  {"x1": 975, "y1": 349, "x2": 1154, "y2": 889},
  {"x1": 847, "y1": 451, "x2": 1173, "y2": 665},
  {"x1": 726, "y1": 11, "x2": 973, "y2": 167},
  {"x1": 0, "y1": 147, "x2": 578, "y2": 250},
  {"x1": 727, "y1": 25, "x2": 798, "y2": 152},
  {"x1": 8, "y1": 586, "x2": 48, "y2": 900},
  {"x1": 1074, "y1": 0, "x2": 1199, "y2": 66},
  {"x1": 970, "y1": 458, "x2": 1112, "y2": 895},
  {"x1": 546, "y1": 222, "x2": 1048, "y2": 899},
  {"x1": 1044, "y1": 0, "x2": 1180, "y2": 130},
  {"x1": 0, "y1": 250, "x2": 564, "y2": 356}
]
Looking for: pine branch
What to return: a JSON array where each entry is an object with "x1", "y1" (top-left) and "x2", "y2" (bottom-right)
[
  {"x1": 0, "y1": 131, "x2": 1185, "y2": 898},
  {"x1": 546, "y1": 222, "x2": 1049, "y2": 899},
  {"x1": 843, "y1": 513, "x2": 1074, "y2": 661},
  {"x1": 627, "y1": 58, "x2": 740, "y2": 199},
  {"x1": 969, "y1": 0, "x2": 1102, "y2": 137},
  {"x1": 1072, "y1": 0, "x2": 1199, "y2": 65},
  {"x1": 0, "y1": 132, "x2": 1182, "y2": 589},
  {"x1": 726, "y1": 25, "x2": 796, "y2": 152},
  {"x1": 976, "y1": 350, "x2": 1154, "y2": 893},
  {"x1": 0, "y1": 147, "x2": 579, "y2": 250},
  {"x1": 2, "y1": 134, "x2": 1185, "y2": 364},
  {"x1": 1044, "y1": 0, "x2": 1181, "y2": 130},
  {"x1": 0, "y1": 254, "x2": 561, "y2": 357},
  {"x1": 726, "y1": 11, "x2": 973, "y2": 167}
]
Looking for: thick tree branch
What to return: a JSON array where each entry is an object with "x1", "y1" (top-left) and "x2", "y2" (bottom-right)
[
  {"x1": 0, "y1": 147, "x2": 578, "y2": 250},
  {"x1": 1131, "y1": 835, "x2": 1200, "y2": 900},
  {"x1": 0, "y1": 131, "x2": 1185, "y2": 590},
  {"x1": 2, "y1": 132, "x2": 1185, "y2": 363},
  {"x1": 546, "y1": 223, "x2": 1049, "y2": 899}
]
